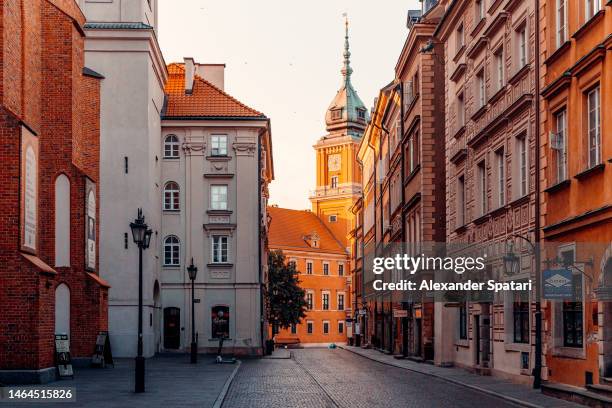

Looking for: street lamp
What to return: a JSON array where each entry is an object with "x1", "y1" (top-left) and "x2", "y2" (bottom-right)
[
  {"x1": 129, "y1": 209, "x2": 152, "y2": 393},
  {"x1": 187, "y1": 258, "x2": 198, "y2": 364},
  {"x1": 503, "y1": 241, "x2": 521, "y2": 276}
]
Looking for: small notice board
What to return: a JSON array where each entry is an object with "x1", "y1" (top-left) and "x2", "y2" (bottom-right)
[
  {"x1": 91, "y1": 331, "x2": 114, "y2": 368},
  {"x1": 55, "y1": 334, "x2": 74, "y2": 378}
]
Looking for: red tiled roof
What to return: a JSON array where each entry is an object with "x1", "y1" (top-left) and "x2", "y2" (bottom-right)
[
  {"x1": 163, "y1": 63, "x2": 264, "y2": 118},
  {"x1": 267, "y1": 207, "x2": 346, "y2": 254}
]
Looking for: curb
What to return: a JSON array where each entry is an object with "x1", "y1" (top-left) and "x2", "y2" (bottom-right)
[
  {"x1": 339, "y1": 346, "x2": 546, "y2": 408},
  {"x1": 212, "y1": 360, "x2": 242, "y2": 408}
]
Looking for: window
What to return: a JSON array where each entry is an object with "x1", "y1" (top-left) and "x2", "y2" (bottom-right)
[
  {"x1": 562, "y1": 265, "x2": 583, "y2": 347},
  {"x1": 163, "y1": 236, "x2": 180, "y2": 266},
  {"x1": 496, "y1": 148, "x2": 505, "y2": 207},
  {"x1": 288, "y1": 259, "x2": 297, "y2": 269},
  {"x1": 322, "y1": 293, "x2": 330, "y2": 310},
  {"x1": 457, "y1": 92, "x2": 465, "y2": 127},
  {"x1": 338, "y1": 264, "x2": 344, "y2": 276},
  {"x1": 306, "y1": 261, "x2": 313, "y2": 275},
  {"x1": 517, "y1": 25, "x2": 527, "y2": 69},
  {"x1": 459, "y1": 303, "x2": 467, "y2": 340},
  {"x1": 586, "y1": 0, "x2": 601, "y2": 19},
  {"x1": 211, "y1": 134, "x2": 228, "y2": 156},
  {"x1": 323, "y1": 321, "x2": 330, "y2": 334},
  {"x1": 475, "y1": 0, "x2": 484, "y2": 21},
  {"x1": 164, "y1": 181, "x2": 180, "y2": 211},
  {"x1": 495, "y1": 47, "x2": 505, "y2": 91},
  {"x1": 478, "y1": 160, "x2": 487, "y2": 215},
  {"x1": 331, "y1": 176, "x2": 338, "y2": 189},
  {"x1": 306, "y1": 291, "x2": 313, "y2": 310},
  {"x1": 357, "y1": 109, "x2": 366, "y2": 120},
  {"x1": 290, "y1": 324, "x2": 297, "y2": 334},
  {"x1": 331, "y1": 109, "x2": 342, "y2": 120},
  {"x1": 456, "y1": 24, "x2": 464, "y2": 53},
  {"x1": 329, "y1": 214, "x2": 337, "y2": 223},
  {"x1": 54, "y1": 174, "x2": 70, "y2": 267},
  {"x1": 338, "y1": 320, "x2": 344, "y2": 334},
  {"x1": 407, "y1": 131, "x2": 420, "y2": 173},
  {"x1": 164, "y1": 135, "x2": 179, "y2": 158},
  {"x1": 323, "y1": 263, "x2": 329, "y2": 276},
  {"x1": 210, "y1": 185, "x2": 228, "y2": 210},
  {"x1": 477, "y1": 69, "x2": 486, "y2": 108},
  {"x1": 517, "y1": 136, "x2": 528, "y2": 196},
  {"x1": 587, "y1": 86, "x2": 601, "y2": 168},
  {"x1": 457, "y1": 175, "x2": 465, "y2": 226},
  {"x1": 307, "y1": 321, "x2": 313, "y2": 334},
  {"x1": 338, "y1": 293, "x2": 345, "y2": 310},
  {"x1": 211, "y1": 235, "x2": 229, "y2": 263},
  {"x1": 556, "y1": 0, "x2": 567, "y2": 46},
  {"x1": 554, "y1": 109, "x2": 568, "y2": 182},
  {"x1": 513, "y1": 290, "x2": 529, "y2": 343}
]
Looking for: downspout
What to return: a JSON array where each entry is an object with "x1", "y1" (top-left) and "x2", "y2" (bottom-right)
[
  {"x1": 533, "y1": 0, "x2": 542, "y2": 389},
  {"x1": 258, "y1": 129, "x2": 264, "y2": 355},
  {"x1": 356, "y1": 157, "x2": 366, "y2": 345}
]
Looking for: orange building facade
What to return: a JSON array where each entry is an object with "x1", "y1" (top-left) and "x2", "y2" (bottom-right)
[
  {"x1": 268, "y1": 207, "x2": 351, "y2": 345},
  {"x1": 540, "y1": 0, "x2": 612, "y2": 387}
]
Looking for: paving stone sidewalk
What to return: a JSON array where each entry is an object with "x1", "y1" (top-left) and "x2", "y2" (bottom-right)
[
  {"x1": 340, "y1": 346, "x2": 583, "y2": 408},
  {"x1": 3, "y1": 354, "x2": 238, "y2": 408}
]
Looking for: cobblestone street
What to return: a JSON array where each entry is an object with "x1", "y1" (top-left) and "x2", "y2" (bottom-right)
[{"x1": 223, "y1": 348, "x2": 525, "y2": 408}]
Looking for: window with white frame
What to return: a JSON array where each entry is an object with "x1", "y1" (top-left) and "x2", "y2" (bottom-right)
[
  {"x1": 587, "y1": 86, "x2": 601, "y2": 168},
  {"x1": 456, "y1": 23, "x2": 464, "y2": 54},
  {"x1": 163, "y1": 236, "x2": 180, "y2": 266},
  {"x1": 554, "y1": 109, "x2": 568, "y2": 182},
  {"x1": 477, "y1": 69, "x2": 486, "y2": 108},
  {"x1": 210, "y1": 185, "x2": 228, "y2": 210},
  {"x1": 556, "y1": 0, "x2": 567, "y2": 47},
  {"x1": 517, "y1": 135, "x2": 528, "y2": 197},
  {"x1": 517, "y1": 24, "x2": 527, "y2": 69},
  {"x1": 457, "y1": 175, "x2": 466, "y2": 226},
  {"x1": 323, "y1": 320, "x2": 330, "y2": 334},
  {"x1": 307, "y1": 320, "x2": 314, "y2": 334},
  {"x1": 495, "y1": 47, "x2": 505, "y2": 91},
  {"x1": 478, "y1": 160, "x2": 487, "y2": 215},
  {"x1": 338, "y1": 263, "x2": 344, "y2": 276},
  {"x1": 323, "y1": 262, "x2": 329, "y2": 276},
  {"x1": 475, "y1": 0, "x2": 485, "y2": 21},
  {"x1": 586, "y1": 0, "x2": 601, "y2": 20},
  {"x1": 164, "y1": 181, "x2": 180, "y2": 211},
  {"x1": 164, "y1": 134, "x2": 180, "y2": 158},
  {"x1": 337, "y1": 293, "x2": 345, "y2": 310},
  {"x1": 211, "y1": 235, "x2": 229, "y2": 263},
  {"x1": 338, "y1": 320, "x2": 344, "y2": 334},
  {"x1": 457, "y1": 92, "x2": 465, "y2": 127},
  {"x1": 306, "y1": 261, "x2": 313, "y2": 275},
  {"x1": 322, "y1": 292, "x2": 330, "y2": 310},
  {"x1": 306, "y1": 291, "x2": 314, "y2": 310},
  {"x1": 496, "y1": 148, "x2": 505, "y2": 207},
  {"x1": 331, "y1": 176, "x2": 338, "y2": 189},
  {"x1": 210, "y1": 134, "x2": 228, "y2": 156}
]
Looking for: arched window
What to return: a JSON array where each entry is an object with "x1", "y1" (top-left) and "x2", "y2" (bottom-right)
[
  {"x1": 163, "y1": 182, "x2": 180, "y2": 211},
  {"x1": 163, "y1": 236, "x2": 180, "y2": 266},
  {"x1": 54, "y1": 174, "x2": 70, "y2": 266},
  {"x1": 55, "y1": 283, "x2": 70, "y2": 336},
  {"x1": 164, "y1": 135, "x2": 180, "y2": 158}
]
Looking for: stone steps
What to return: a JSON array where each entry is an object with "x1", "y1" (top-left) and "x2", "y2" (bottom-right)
[
  {"x1": 587, "y1": 383, "x2": 612, "y2": 399},
  {"x1": 542, "y1": 382, "x2": 612, "y2": 408}
]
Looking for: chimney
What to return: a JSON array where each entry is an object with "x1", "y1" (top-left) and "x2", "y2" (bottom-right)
[
  {"x1": 184, "y1": 57, "x2": 195, "y2": 94},
  {"x1": 194, "y1": 63, "x2": 225, "y2": 91}
]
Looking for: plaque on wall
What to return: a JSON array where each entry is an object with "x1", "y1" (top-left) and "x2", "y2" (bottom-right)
[{"x1": 20, "y1": 126, "x2": 39, "y2": 253}]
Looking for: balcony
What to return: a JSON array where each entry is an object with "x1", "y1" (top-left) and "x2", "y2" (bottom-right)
[{"x1": 309, "y1": 183, "x2": 362, "y2": 200}]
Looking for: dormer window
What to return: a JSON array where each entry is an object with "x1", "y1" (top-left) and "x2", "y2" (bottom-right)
[
  {"x1": 331, "y1": 109, "x2": 343, "y2": 120},
  {"x1": 357, "y1": 108, "x2": 366, "y2": 120},
  {"x1": 304, "y1": 232, "x2": 320, "y2": 248}
]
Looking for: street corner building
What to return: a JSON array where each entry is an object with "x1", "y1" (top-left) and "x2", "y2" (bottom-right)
[
  {"x1": 0, "y1": 0, "x2": 109, "y2": 384},
  {"x1": 159, "y1": 60, "x2": 274, "y2": 356},
  {"x1": 267, "y1": 207, "x2": 351, "y2": 346}
]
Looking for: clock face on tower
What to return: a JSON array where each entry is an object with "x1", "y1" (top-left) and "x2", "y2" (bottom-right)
[{"x1": 328, "y1": 154, "x2": 341, "y2": 172}]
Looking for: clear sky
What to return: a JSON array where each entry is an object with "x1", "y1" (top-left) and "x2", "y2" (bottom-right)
[{"x1": 158, "y1": 0, "x2": 419, "y2": 209}]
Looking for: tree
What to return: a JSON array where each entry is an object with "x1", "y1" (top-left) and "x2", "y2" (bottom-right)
[{"x1": 266, "y1": 250, "x2": 307, "y2": 332}]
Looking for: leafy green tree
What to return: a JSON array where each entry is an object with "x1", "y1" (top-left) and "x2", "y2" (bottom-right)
[{"x1": 267, "y1": 250, "x2": 307, "y2": 332}]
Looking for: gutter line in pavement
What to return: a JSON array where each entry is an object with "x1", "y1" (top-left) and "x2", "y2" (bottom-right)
[{"x1": 213, "y1": 360, "x2": 242, "y2": 408}]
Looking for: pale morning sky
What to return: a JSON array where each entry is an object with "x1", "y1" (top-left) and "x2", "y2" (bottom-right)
[{"x1": 158, "y1": 0, "x2": 419, "y2": 209}]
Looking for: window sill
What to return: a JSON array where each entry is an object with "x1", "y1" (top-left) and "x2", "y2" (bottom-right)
[
  {"x1": 572, "y1": 10, "x2": 605, "y2": 41},
  {"x1": 472, "y1": 212, "x2": 490, "y2": 225},
  {"x1": 504, "y1": 342, "x2": 530, "y2": 352},
  {"x1": 204, "y1": 173, "x2": 234, "y2": 179},
  {"x1": 453, "y1": 45, "x2": 466, "y2": 63},
  {"x1": 471, "y1": 105, "x2": 487, "y2": 121},
  {"x1": 452, "y1": 125, "x2": 466, "y2": 139},
  {"x1": 163, "y1": 265, "x2": 181, "y2": 269},
  {"x1": 544, "y1": 41, "x2": 571, "y2": 66},
  {"x1": 455, "y1": 339, "x2": 469, "y2": 347},
  {"x1": 163, "y1": 157, "x2": 180, "y2": 160},
  {"x1": 206, "y1": 155, "x2": 231, "y2": 161},
  {"x1": 163, "y1": 209, "x2": 180, "y2": 213},
  {"x1": 207, "y1": 209, "x2": 232, "y2": 215},
  {"x1": 207, "y1": 263, "x2": 233, "y2": 268},
  {"x1": 454, "y1": 223, "x2": 467, "y2": 234},
  {"x1": 551, "y1": 346, "x2": 586, "y2": 360},
  {"x1": 403, "y1": 164, "x2": 421, "y2": 185},
  {"x1": 508, "y1": 63, "x2": 530, "y2": 86},
  {"x1": 487, "y1": 85, "x2": 506, "y2": 105},
  {"x1": 471, "y1": 17, "x2": 486, "y2": 38},
  {"x1": 544, "y1": 179, "x2": 571, "y2": 194},
  {"x1": 574, "y1": 163, "x2": 605, "y2": 180}
]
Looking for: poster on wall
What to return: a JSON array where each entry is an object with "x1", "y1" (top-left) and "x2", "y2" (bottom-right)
[
  {"x1": 211, "y1": 305, "x2": 230, "y2": 339},
  {"x1": 20, "y1": 125, "x2": 39, "y2": 253},
  {"x1": 85, "y1": 178, "x2": 96, "y2": 271}
]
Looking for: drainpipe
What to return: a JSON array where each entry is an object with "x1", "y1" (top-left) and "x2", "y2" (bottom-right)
[
  {"x1": 533, "y1": 0, "x2": 542, "y2": 390},
  {"x1": 356, "y1": 157, "x2": 366, "y2": 346},
  {"x1": 258, "y1": 128, "x2": 264, "y2": 356}
]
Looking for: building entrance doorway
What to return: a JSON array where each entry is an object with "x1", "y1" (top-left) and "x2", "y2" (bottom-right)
[
  {"x1": 601, "y1": 259, "x2": 612, "y2": 377},
  {"x1": 164, "y1": 307, "x2": 180, "y2": 349}
]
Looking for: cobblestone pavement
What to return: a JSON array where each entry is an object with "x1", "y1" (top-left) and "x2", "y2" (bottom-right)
[
  {"x1": 6, "y1": 355, "x2": 236, "y2": 408},
  {"x1": 222, "y1": 348, "x2": 523, "y2": 408}
]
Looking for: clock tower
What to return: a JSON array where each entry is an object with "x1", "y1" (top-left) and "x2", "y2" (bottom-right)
[{"x1": 310, "y1": 18, "x2": 368, "y2": 247}]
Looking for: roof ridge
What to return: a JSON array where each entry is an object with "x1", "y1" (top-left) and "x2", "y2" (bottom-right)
[{"x1": 168, "y1": 62, "x2": 264, "y2": 117}]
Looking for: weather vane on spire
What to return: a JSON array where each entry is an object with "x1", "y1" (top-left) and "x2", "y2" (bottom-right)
[{"x1": 341, "y1": 12, "x2": 352, "y2": 83}]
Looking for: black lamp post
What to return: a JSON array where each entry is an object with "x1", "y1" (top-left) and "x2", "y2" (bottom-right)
[
  {"x1": 130, "y1": 209, "x2": 152, "y2": 393},
  {"x1": 187, "y1": 258, "x2": 198, "y2": 364},
  {"x1": 503, "y1": 241, "x2": 521, "y2": 277}
]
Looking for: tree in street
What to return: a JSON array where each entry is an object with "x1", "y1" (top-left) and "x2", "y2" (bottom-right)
[{"x1": 266, "y1": 250, "x2": 307, "y2": 334}]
